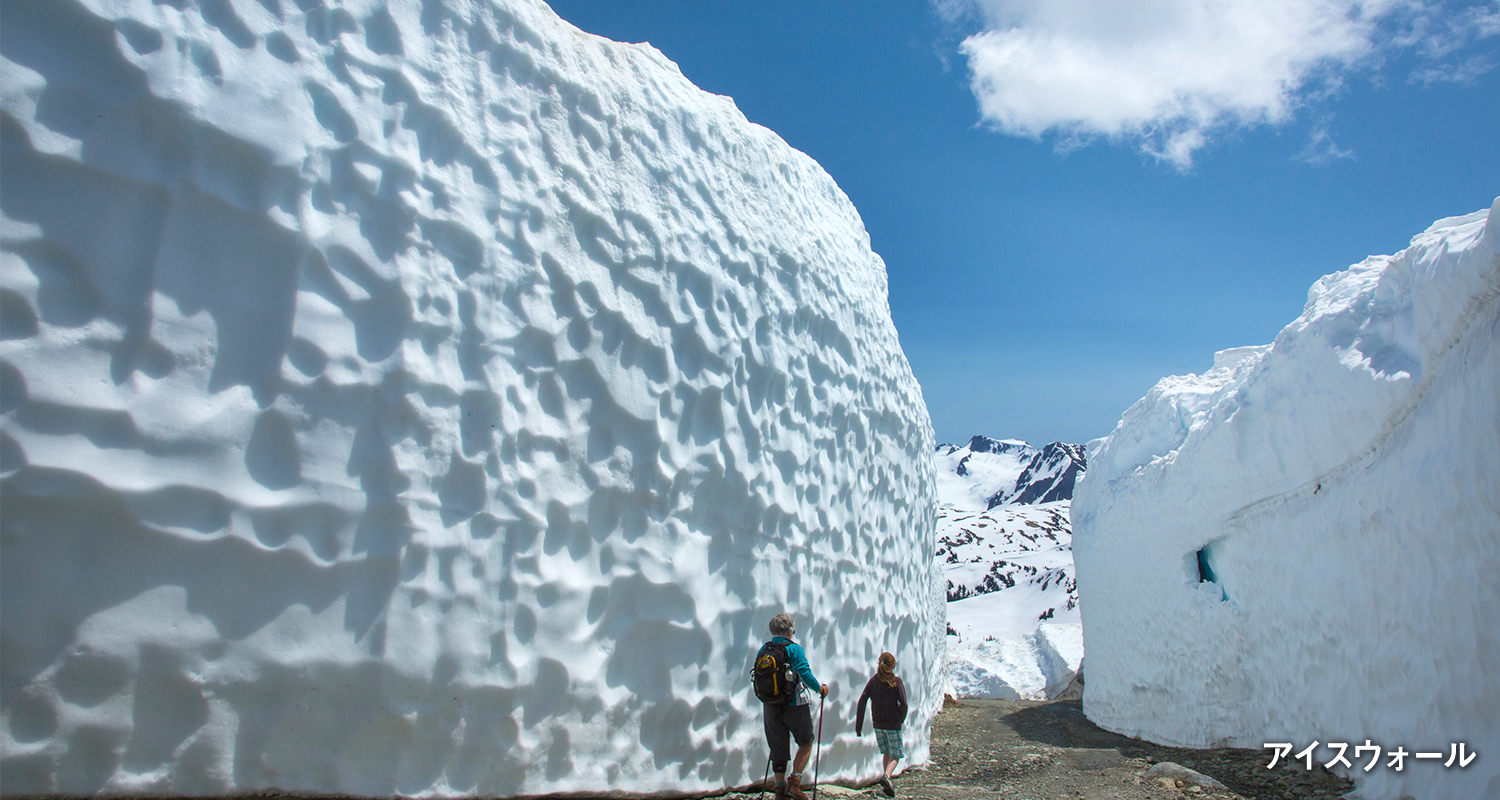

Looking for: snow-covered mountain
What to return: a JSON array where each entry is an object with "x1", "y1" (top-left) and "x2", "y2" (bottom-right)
[
  {"x1": 987, "y1": 441, "x2": 1087, "y2": 507},
  {"x1": 934, "y1": 435, "x2": 1087, "y2": 511},
  {"x1": 1074, "y1": 201, "x2": 1500, "y2": 800},
  {"x1": 934, "y1": 437, "x2": 1085, "y2": 699},
  {"x1": 940, "y1": 504, "x2": 1072, "y2": 603},
  {"x1": 0, "y1": 0, "x2": 944, "y2": 795},
  {"x1": 934, "y1": 435, "x2": 1035, "y2": 510}
]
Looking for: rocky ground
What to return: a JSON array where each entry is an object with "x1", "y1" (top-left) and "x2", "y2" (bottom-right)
[
  {"x1": 46, "y1": 699, "x2": 1355, "y2": 800},
  {"x1": 723, "y1": 698, "x2": 1354, "y2": 800}
]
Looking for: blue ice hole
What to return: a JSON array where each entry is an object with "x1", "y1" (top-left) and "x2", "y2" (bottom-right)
[{"x1": 1195, "y1": 544, "x2": 1228, "y2": 602}]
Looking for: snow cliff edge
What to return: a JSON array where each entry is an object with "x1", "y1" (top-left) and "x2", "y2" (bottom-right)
[{"x1": 1073, "y1": 201, "x2": 1500, "y2": 800}]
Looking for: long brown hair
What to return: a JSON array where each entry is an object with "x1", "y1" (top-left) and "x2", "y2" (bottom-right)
[{"x1": 877, "y1": 652, "x2": 898, "y2": 686}]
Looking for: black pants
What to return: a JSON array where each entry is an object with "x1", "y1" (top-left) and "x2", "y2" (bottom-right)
[{"x1": 764, "y1": 702, "x2": 814, "y2": 772}]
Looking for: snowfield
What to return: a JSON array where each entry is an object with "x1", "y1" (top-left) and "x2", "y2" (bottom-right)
[
  {"x1": 0, "y1": 0, "x2": 944, "y2": 795},
  {"x1": 934, "y1": 437, "x2": 1084, "y2": 700},
  {"x1": 1073, "y1": 201, "x2": 1500, "y2": 800}
]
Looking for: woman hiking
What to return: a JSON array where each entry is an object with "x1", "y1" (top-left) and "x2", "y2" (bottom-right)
[{"x1": 855, "y1": 652, "x2": 907, "y2": 797}]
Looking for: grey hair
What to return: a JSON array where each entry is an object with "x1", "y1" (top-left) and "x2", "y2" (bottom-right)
[{"x1": 769, "y1": 613, "x2": 795, "y2": 637}]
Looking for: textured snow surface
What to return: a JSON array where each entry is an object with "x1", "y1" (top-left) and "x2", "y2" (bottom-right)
[
  {"x1": 933, "y1": 436, "x2": 1083, "y2": 699},
  {"x1": 0, "y1": 1, "x2": 944, "y2": 795},
  {"x1": 1073, "y1": 201, "x2": 1500, "y2": 800}
]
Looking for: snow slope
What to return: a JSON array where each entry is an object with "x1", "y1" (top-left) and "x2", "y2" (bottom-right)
[
  {"x1": 934, "y1": 436, "x2": 1083, "y2": 699},
  {"x1": 990, "y1": 442, "x2": 1085, "y2": 507},
  {"x1": 1073, "y1": 201, "x2": 1500, "y2": 800},
  {"x1": 939, "y1": 502, "x2": 1081, "y2": 700},
  {"x1": 933, "y1": 435, "x2": 1033, "y2": 511},
  {"x1": 0, "y1": 0, "x2": 943, "y2": 795}
]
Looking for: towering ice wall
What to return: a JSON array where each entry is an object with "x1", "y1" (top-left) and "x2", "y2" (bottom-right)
[
  {"x1": 0, "y1": 0, "x2": 943, "y2": 795},
  {"x1": 1073, "y1": 201, "x2": 1499, "y2": 800}
]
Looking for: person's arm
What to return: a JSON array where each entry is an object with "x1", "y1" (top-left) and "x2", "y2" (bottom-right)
[
  {"x1": 787, "y1": 642, "x2": 820, "y2": 694},
  {"x1": 856, "y1": 679, "x2": 873, "y2": 736},
  {"x1": 896, "y1": 678, "x2": 909, "y2": 723}
]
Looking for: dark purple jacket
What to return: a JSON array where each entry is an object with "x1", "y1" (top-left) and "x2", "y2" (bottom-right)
[{"x1": 856, "y1": 674, "x2": 908, "y2": 733}]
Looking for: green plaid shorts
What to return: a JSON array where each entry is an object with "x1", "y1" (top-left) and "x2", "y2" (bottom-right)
[{"x1": 874, "y1": 727, "x2": 904, "y2": 759}]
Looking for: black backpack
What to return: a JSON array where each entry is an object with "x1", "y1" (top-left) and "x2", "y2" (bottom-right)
[{"x1": 752, "y1": 640, "x2": 798, "y2": 705}]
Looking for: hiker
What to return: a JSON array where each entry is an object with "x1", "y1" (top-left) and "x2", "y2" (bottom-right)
[
  {"x1": 855, "y1": 652, "x2": 908, "y2": 797},
  {"x1": 753, "y1": 613, "x2": 828, "y2": 800}
]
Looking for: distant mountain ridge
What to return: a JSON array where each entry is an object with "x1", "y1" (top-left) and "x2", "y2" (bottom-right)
[
  {"x1": 935, "y1": 435, "x2": 1087, "y2": 509},
  {"x1": 993, "y1": 441, "x2": 1087, "y2": 506}
]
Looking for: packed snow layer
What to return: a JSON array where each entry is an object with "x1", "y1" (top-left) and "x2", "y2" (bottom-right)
[
  {"x1": 0, "y1": 1, "x2": 944, "y2": 795},
  {"x1": 1073, "y1": 201, "x2": 1500, "y2": 800}
]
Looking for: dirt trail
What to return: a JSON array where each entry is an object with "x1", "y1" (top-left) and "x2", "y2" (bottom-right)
[
  {"x1": 39, "y1": 699, "x2": 1355, "y2": 800},
  {"x1": 726, "y1": 698, "x2": 1353, "y2": 800}
]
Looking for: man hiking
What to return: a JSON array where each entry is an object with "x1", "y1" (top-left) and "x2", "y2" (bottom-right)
[{"x1": 753, "y1": 613, "x2": 828, "y2": 800}]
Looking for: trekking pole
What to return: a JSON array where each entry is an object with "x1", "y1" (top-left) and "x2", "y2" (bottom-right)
[
  {"x1": 759, "y1": 754, "x2": 771, "y2": 800},
  {"x1": 812, "y1": 694, "x2": 825, "y2": 800}
]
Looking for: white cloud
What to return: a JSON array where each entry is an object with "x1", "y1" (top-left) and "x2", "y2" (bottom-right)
[{"x1": 949, "y1": 0, "x2": 1500, "y2": 167}]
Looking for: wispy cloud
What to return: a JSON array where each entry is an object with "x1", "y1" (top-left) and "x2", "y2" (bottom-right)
[
  {"x1": 943, "y1": 0, "x2": 1500, "y2": 168},
  {"x1": 1411, "y1": 53, "x2": 1496, "y2": 84},
  {"x1": 1298, "y1": 120, "x2": 1355, "y2": 164}
]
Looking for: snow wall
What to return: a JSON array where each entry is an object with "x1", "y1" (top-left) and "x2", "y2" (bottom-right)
[
  {"x1": 1073, "y1": 201, "x2": 1500, "y2": 800},
  {"x1": 0, "y1": 0, "x2": 944, "y2": 795}
]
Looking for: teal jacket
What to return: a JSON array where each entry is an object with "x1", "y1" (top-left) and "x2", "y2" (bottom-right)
[{"x1": 770, "y1": 636, "x2": 820, "y2": 706}]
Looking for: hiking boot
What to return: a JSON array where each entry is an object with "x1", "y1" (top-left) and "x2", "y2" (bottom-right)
[
  {"x1": 878, "y1": 775, "x2": 895, "y2": 797},
  {"x1": 785, "y1": 775, "x2": 809, "y2": 800},
  {"x1": 773, "y1": 783, "x2": 787, "y2": 800}
]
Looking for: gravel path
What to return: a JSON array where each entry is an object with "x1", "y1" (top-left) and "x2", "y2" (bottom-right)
[
  {"x1": 724, "y1": 698, "x2": 1353, "y2": 800},
  {"x1": 46, "y1": 699, "x2": 1354, "y2": 800}
]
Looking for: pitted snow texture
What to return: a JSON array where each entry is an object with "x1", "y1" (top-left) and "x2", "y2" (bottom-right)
[
  {"x1": 0, "y1": 1, "x2": 943, "y2": 795},
  {"x1": 1072, "y1": 201, "x2": 1500, "y2": 800}
]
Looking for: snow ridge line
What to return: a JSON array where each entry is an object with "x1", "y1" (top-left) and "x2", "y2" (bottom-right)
[{"x1": 1217, "y1": 242, "x2": 1499, "y2": 531}]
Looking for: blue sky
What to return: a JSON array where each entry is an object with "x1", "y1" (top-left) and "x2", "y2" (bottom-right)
[{"x1": 546, "y1": 0, "x2": 1500, "y2": 447}]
